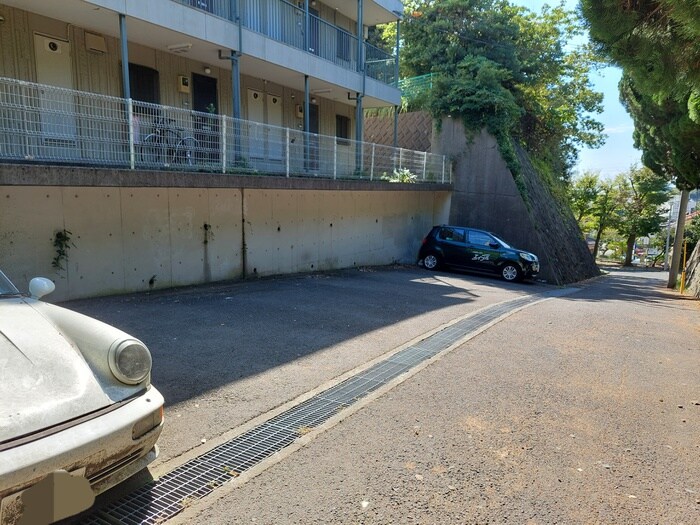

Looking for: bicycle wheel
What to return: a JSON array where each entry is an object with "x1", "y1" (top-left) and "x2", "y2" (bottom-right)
[
  {"x1": 140, "y1": 134, "x2": 162, "y2": 167},
  {"x1": 175, "y1": 136, "x2": 199, "y2": 167}
]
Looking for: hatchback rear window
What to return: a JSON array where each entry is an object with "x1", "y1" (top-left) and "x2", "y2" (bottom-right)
[{"x1": 438, "y1": 227, "x2": 466, "y2": 242}]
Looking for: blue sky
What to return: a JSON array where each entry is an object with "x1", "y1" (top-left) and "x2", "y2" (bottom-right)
[{"x1": 511, "y1": 0, "x2": 642, "y2": 179}]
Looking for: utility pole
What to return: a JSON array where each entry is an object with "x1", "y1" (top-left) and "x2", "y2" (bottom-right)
[{"x1": 668, "y1": 189, "x2": 690, "y2": 288}]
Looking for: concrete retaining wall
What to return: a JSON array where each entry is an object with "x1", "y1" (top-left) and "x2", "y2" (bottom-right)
[
  {"x1": 0, "y1": 177, "x2": 450, "y2": 301},
  {"x1": 433, "y1": 119, "x2": 599, "y2": 285}
]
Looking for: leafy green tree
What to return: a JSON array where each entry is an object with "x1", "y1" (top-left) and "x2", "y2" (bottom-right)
[
  {"x1": 400, "y1": 0, "x2": 604, "y2": 181},
  {"x1": 645, "y1": 228, "x2": 669, "y2": 268},
  {"x1": 511, "y1": 6, "x2": 605, "y2": 178},
  {"x1": 568, "y1": 172, "x2": 624, "y2": 259},
  {"x1": 590, "y1": 180, "x2": 620, "y2": 259},
  {"x1": 569, "y1": 171, "x2": 601, "y2": 225},
  {"x1": 580, "y1": 0, "x2": 700, "y2": 126},
  {"x1": 610, "y1": 166, "x2": 672, "y2": 266},
  {"x1": 580, "y1": 0, "x2": 700, "y2": 286}
]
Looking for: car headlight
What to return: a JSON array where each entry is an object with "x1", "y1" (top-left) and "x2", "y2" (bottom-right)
[
  {"x1": 519, "y1": 252, "x2": 536, "y2": 262},
  {"x1": 108, "y1": 339, "x2": 152, "y2": 385}
]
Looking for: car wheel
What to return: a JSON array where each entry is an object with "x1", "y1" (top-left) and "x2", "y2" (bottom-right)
[
  {"x1": 500, "y1": 263, "x2": 522, "y2": 282},
  {"x1": 423, "y1": 253, "x2": 441, "y2": 270}
]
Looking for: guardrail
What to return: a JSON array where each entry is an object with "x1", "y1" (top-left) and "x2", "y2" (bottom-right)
[
  {"x1": 173, "y1": 0, "x2": 396, "y2": 86},
  {"x1": 0, "y1": 78, "x2": 451, "y2": 183}
]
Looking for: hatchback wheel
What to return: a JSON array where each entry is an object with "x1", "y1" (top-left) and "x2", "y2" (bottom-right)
[
  {"x1": 423, "y1": 253, "x2": 441, "y2": 270},
  {"x1": 501, "y1": 263, "x2": 522, "y2": 282}
]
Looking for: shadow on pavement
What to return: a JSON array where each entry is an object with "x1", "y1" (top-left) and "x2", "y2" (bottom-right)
[{"x1": 61, "y1": 266, "x2": 535, "y2": 407}]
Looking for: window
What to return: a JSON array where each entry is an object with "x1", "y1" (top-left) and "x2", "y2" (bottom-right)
[
  {"x1": 438, "y1": 227, "x2": 465, "y2": 243},
  {"x1": 128, "y1": 64, "x2": 160, "y2": 104},
  {"x1": 336, "y1": 115, "x2": 350, "y2": 145},
  {"x1": 468, "y1": 231, "x2": 495, "y2": 247}
]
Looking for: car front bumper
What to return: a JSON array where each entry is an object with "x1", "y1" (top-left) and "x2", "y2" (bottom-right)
[
  {"x1": 515, "y1": 258, "x2": 539, "y2": 278},
  {"x1": 0, "y1": 386, "x2": 164, "y2": 524}
]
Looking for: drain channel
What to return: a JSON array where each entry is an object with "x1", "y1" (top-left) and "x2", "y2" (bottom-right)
[{"x1": 80, "y1": 288, "x2": 574, "y2": 525}]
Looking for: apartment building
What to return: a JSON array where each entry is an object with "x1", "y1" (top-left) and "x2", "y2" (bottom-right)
[
  {"x1": 0, "y1": 0, "x2": 454, "y2": 301},
  {"x1": 0, "y1": 0, "x2": 417, "y2": 175}
]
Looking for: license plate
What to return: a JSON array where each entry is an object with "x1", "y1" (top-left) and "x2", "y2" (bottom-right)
[{"x1": 1, "y1": 469, "x2": 94, "y2": 524}]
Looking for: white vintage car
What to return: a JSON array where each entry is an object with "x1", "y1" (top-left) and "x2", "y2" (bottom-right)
[{"x1": 0, "y1": 271, "x2": 164, "y2": 524}]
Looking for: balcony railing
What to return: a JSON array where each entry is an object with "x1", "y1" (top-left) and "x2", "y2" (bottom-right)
[
  {"x1": 173, "y1": 0, "x2": 396, "y2": 85},
  {"x1": 0, "y1": 78, "x2": 451, "y2": 183},
  {"x1": 365, "y1": 42, "x2": 397, "y2": 86}
]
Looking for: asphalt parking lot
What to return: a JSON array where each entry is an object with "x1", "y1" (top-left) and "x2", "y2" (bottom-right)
[
  {"x1": 60, "y1": 266, "x2": 700, "y2": 524},
  {"x1": 62, "y1": 265, "x2": 545, "y2": 468}
]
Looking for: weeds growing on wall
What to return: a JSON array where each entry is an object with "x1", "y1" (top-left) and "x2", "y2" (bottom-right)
[
  {"x1": 381, "y1": 168, "x2": 418, "y2": 183},
  {"x1": 52, "y1": 229, "x2": 74, "y2": 272}
]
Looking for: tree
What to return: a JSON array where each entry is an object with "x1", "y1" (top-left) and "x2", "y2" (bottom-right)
[
  {"x1": 511, "y1": 6, "x2": 605, "y2": 179},
  {"x1": 590, "y1": 180, "x2": 620, "y2": 259},
  {"x1": 610, "y1": 166, "x2": 672, "y2": 266},
  {"x1": 580, "y1": 0, "x2": 700, "y2": 126},
  {"x1": 617, "y1": 73, "x2": 698, "y2": 285},
  {"x1": 400, "y1": 0, "x2": 604, "y2": 181},
  {"x1": 569, "y1": 171, "x2": 601, "y2": 225},
  {"x1": 580, "y1": 0, "x2": 700, "y2": 287}
]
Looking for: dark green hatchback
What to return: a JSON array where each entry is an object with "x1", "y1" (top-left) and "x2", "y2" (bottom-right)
[{"x1": 417, "y1": 225, "x2": 540, "y2": 282}]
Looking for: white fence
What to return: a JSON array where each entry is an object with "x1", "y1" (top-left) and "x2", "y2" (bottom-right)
[{"x1": 0, "y1": 78, "x2": 450, "y2": 183}]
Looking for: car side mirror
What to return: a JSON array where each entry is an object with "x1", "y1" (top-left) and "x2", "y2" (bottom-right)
[
  {"x1": 29, "y1": 277, "x2": 56, "y2": 299},
  {"x1": 489, "y1": 242, "x2": 500, "y2": 249}
]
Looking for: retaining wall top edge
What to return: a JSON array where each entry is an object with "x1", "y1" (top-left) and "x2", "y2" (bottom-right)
[{"x1": 0, "y1": 164, "x2": 452, "y2": 192}]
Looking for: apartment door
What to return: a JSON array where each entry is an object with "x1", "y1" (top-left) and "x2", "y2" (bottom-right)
[
  {"x1": 192, "y1": 73, "x2": 219, "y2": 162},
  {"x1": 192, "y1": 73, "x2": 217, "y2": 113},
  {"x1": 34, "y1": 34, "x2": 77, "y2": 156},
  {"x1": 307, "y1": 103, "x2": 319, "y2": 170},
  {"x1": 247, "y1": 88, "x2": 264, "y2": 158},
  {"x1": 267, "y1": 93, "x2": 283, "y2": 160},
  {"x1": 309, "y1": 7, "x2": 320, "y2": 55}
]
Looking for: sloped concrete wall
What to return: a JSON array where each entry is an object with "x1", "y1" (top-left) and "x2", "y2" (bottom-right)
[
  {"x1": 434, "y1": 118, "x2": 599, "y2": 284},
  {"x1": 0, "y1": 183, "x2": 449, "y2": 301},
  {"x1": 684, "y1": 243, "x2": 700, "y2": 298}
]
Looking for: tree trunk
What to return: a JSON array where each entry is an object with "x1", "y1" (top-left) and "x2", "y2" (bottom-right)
[
  {"x1": 624, "y1": 234, "x2": 635, "y2": 266},
  {"x1": 668, "y1": 189, "x2": 690, "y2": 288},
  {"x1": 593, "y1": 224, "x2": 604, "y2": 260}
]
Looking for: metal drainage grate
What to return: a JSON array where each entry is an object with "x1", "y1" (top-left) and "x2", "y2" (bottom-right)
[{"x1": 80, "y1": 288, "x2": 572, "y2": 525}]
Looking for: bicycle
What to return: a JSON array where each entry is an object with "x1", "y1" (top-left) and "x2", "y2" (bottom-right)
[{"x1": 140, "y1": 116, "x2": 199, "y2": 167}]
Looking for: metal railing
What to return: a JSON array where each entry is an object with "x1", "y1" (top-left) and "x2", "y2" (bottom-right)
[
  {"x1": 365, "y1": 42, "x2": 397, "y2": 85},
  {"x1": 399, "y1": 73, "x2": 435, "y2": 102},
  {"x1": 172, "y1": 0, "x2": 396, "y2": 86},
  {"x1": 0, "y1": 78, "x2": 451, "y2": 183}
]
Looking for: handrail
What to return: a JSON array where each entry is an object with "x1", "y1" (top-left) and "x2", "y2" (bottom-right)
[{"x1": 0, "y1": 77, "x2": 451, "y2": 184}]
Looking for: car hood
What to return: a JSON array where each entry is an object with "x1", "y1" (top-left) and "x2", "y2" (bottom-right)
[{"x1": 0, "y1": 300, "x2": 112, "y2": 443}]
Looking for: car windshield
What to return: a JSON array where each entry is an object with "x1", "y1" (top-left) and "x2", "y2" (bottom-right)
[
  {"x1": 490, "y1": 234, "x2": 511, "y2": 249},
  {"x1": 0, "y1": 270, "x2": 21, "y2": 297}
]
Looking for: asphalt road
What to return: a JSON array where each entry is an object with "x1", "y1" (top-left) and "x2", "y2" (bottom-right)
[{"x1": 64, "y1": 266, "x2": 699, "y2": 524}]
